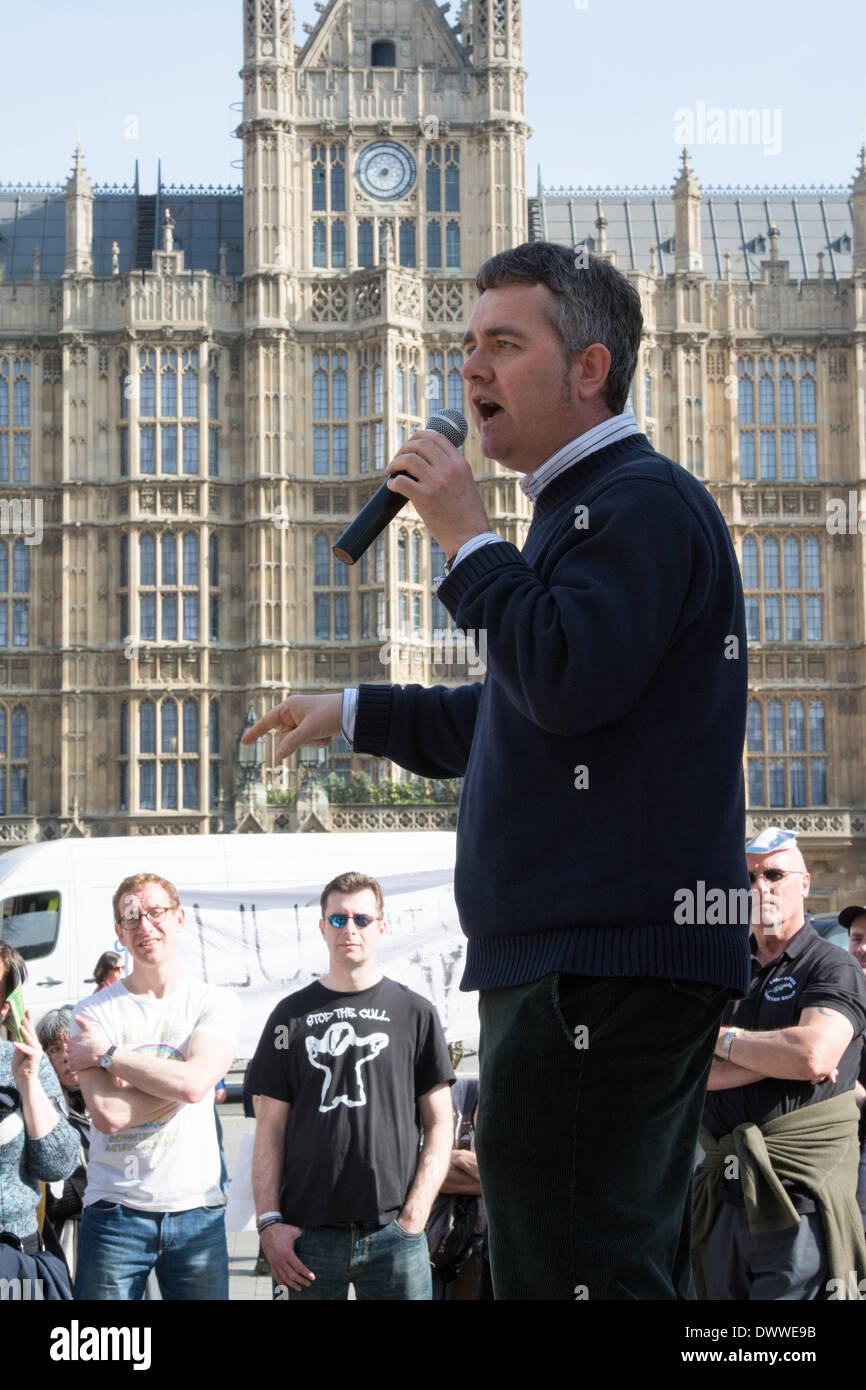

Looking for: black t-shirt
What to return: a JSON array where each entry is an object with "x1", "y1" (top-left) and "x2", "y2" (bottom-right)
[
  {"x1": 246, "y1": 976, "x2": 455, "y2": 1228},
  {"x1": 703, "y1": 923, "x2": 866, "y2": 1140}
]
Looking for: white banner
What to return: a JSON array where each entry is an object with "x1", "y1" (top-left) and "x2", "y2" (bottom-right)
[{"x1": 176, "y1": 869, "x2": 478, "y2": 1058}]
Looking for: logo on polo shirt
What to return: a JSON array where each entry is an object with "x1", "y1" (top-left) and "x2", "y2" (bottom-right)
[{"x1": 764, "y1": 975, "x2": 797, "y2": 1002}]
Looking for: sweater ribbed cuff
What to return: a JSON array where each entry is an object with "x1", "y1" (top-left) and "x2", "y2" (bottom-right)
[
  {"x1": 353, "y1": 684, "x2": 396, "y2": 756},
  {"x1": 437, "y1": 540, "x2": 525, "y2": 611}
]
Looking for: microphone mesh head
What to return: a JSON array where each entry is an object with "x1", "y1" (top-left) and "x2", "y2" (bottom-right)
[{"x1": 425, "y1": 407, "x2": 468, "y2": 448}]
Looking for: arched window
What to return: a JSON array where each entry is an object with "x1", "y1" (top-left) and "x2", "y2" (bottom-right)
[
  {"x1": 11, "y1": 706, "x2": 27, "y2": 759},
  {"x1": 140, "y1": 700, "x2": 156, "y2": 754},
  {"x1": 12, "y1": 361, "x2": 29, "y2": 426},
  {"x1": 311, "y1": 145, "x2": 326, "y2": 212},
  {"x1": 397, "y1": 530, "x2": 407, "y2": 583},
  {"x1": 161, "y1": 350, "x2": 177, "y2": 415},
  {"x1": 162, "y1": 534, "x2": 177, "y2": 585},
  {"x1": 139, "y1": 352, "x2": 155, "y2": 415},
  {"x1": 358, "y1": 221, "x2": 374, "y2": 268},
  {"x1": 140, "y1": 534, "x2": 156, "y2": 586},
  {"x1": 373, "y1": 366, "x2": 383, "y2": 413},
  {"x1": 161, "y1": 700, "x2": 178, "y2": 753},
  {"x1": 181, "y1": 351, "x2": 198, "y2": 416},
  {"x1": 445, "y1": 222, "x2": 461, "y2": 269},
  {"x1": 741, "y1": 537, "x2": 758, "y2": 588},
  {"x1": 209, "y1": 535, "x2": 218, "y2": 588},
  {"x1": 799, "y1": 364, "x2": 816, "y2": 423},
  {"x1": 427, "y1": 223, "x2": 442, "y2": 269},
  {"x1": 120, "y1": 535, "x2": 128, "y2": 588},
  {"x1": 758, "y1": 359, "x2": 775, "y2": 423},
  {"x1": 330, "y1": 147, "x2": 345, "y2": 212},
  {"x1": 399, "y1": 221, "x2": 416, "y2": 267},
  {"x1": 411, "y1": 532, "x2": 420, "y2": 584},
  {"x1": 183, "y1": 700, "x2": 199, "y2": 753},
  {"x1": 12, "y1": 542, "x2": 28, "y2": 594},
  {"x1": 331, "y1": 221, "x2": 346, "y2": 268},
  {"x1": 738, "y1": 375, "x2": 754, "y2": 424},
  {"x1": 809, "y1": 699, "x2": 825, "y2": 750},
  {"x1": 783, "y1": 537, "x2": 800, "y2": 589},
  {"x1": 746, "y1": 701, "x2": 763, "y2": 751},
  {"x1": 767, "y1": 700, "x2": 784, "y2": 751},
  {"x1": 332, "y1": 367, "x2": 347, "y2": 419},
  {"x1": 804, "y1": 537, "x2": 821, "y2": 589},
  {"x1": 314, "y1": 534, "x2": 330, "y2": 587},
  {"x1": 313, "y1": 362, "x2": 328, "y2": 417},
  {"x1": 183, "y1": 533, "x2": 199, "y2": 586},
  {"x1": 313, "y1": 221, "x2": 327, "y2": 268},
  {"x1": 787, "y1": 700, "x2": 805, "y2": 751},
  {"x1": 762, "y1": 538, "x2": 779, "y2": 589}
]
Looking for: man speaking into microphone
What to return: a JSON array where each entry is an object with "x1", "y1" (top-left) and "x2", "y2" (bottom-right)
[{"x1": 243, "y1": 242, "x2": 750, "y2": 1300}]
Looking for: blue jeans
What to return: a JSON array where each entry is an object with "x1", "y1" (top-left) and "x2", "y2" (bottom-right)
[
  {"x1": 279, "y1": 1222, "x2": 432, "y2": 1301},
  {"x1": 74, "y1": 1201, "x2": 228, "y2": 1300}
]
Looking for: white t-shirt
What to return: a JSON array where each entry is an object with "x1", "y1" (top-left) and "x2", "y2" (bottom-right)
[{"x1": 71, "y1": 975, "x2": 240, "y2": 1212}]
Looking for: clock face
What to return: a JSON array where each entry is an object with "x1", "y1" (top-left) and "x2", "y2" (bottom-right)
[{"x1": 355, "y1": 142, "x2": 416, "y2": 201}]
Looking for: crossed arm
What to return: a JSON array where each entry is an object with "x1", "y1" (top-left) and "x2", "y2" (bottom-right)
[
  {"x1": 70, "y1": 1014, "x2": 234, "y2": 1134},
  {"x1": 706, "y1": 1005, "x2": 855, "y2": 1091}
]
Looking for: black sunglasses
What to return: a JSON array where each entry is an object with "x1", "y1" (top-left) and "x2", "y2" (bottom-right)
[{"x1": 747, "y1": 869, "x2": 804, "y2": 886}]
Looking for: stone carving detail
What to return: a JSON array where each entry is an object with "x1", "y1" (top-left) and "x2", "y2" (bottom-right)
[
  {"x1": 394, "y1": 277, "x2": 421, "y2": 319},
  {"x1": 426, "y1": 283, "x2": 464, "y2": 323},
  {"x1": 741, "y1": 493, "x2": 758, "y2": 515},
  {"x1": 311, "y1": 283, "x2": 349, "y2": 323},
  {"x1": 139, "y1": 487, "x2": 156, "y2": 513},
  {"x1": 354, "y1": 278, "x2": 382, "y2": 320},
  {"x1": 160, "y1": 489, "x2": 178, "y2": 512}
]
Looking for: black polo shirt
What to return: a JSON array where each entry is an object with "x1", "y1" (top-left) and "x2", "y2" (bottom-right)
[{"x1": 703, "y1": 921, "x2": 866, "y2": 1140}]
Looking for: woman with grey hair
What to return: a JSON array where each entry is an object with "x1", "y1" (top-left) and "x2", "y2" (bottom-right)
[{"x1": 35, "y1": 1008, "x2": 89, "y2": 1271}]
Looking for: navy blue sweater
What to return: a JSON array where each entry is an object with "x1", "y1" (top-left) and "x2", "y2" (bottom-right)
[{"x1": 354, "y1": 434, "x2": 751, "y2": 996}]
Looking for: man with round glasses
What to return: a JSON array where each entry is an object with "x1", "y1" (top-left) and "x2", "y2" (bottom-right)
[
  {"x1": 67, "y1": 872, "x2": 240, "y2": 1299},
  {"x1": 248, "y1": 870, "x2": 454, "y2": 1300},
  {"x1": 693, "y1": 827, "x2": 866, "y2": 1299}
]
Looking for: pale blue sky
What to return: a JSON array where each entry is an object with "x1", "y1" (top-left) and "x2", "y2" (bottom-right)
[{"x1": 1, "y1": 0, "x2": 862, "y2": 192}]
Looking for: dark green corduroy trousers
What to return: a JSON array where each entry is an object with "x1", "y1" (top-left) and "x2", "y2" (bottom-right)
[{"x1": 475, "y1": 972, "x2": 728, "y2": 1300}]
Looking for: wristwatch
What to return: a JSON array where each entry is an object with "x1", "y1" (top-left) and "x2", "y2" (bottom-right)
[
  {"x1": 443, "y1": 553, "x2": 458, "y2": 576},
  {"x1": 718, "y1": 1027, "x2": 742, "y2": 1062},
  {"x1": 99, "y1": 1045, "x2": 118, "y2": 1071}
]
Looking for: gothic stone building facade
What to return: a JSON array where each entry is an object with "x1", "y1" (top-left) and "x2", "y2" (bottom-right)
[{"x1": 0, "y1": 0, "x2": 865, "y2": 914}]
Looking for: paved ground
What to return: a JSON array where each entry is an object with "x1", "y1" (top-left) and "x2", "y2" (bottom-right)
[{"x1": 220, "y1": 1104, "x2": 274, "y2": 1301}]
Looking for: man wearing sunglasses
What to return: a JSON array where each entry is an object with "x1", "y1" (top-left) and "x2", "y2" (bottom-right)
[
  {"x1": 248, "y1": 870, "x2": 454, "y2": 1300},
  {"x1": 694, "y1": 827, "x2": 866, "y2": 1299},
  {"x1": 66, "y1": 872, "x2": 240, "y2": 1300}
]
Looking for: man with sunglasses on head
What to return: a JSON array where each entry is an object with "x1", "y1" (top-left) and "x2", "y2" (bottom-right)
[
  {"x1": 247, "y1": 871, "x2": 454, "y2": 1300},
  {"x1": 693, "y1": 827, "x2": 866, "y2": 1300},
  {"x1": 67, "y1": 872, "x2": 240, "y2": 1300}
]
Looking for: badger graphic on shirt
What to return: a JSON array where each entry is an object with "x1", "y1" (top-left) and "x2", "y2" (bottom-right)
[{"x1": 305, "y1": 1021, "x2": 389, "y2": 1112}]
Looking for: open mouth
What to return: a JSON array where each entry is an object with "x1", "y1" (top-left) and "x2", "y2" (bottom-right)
[{"x1": 477, "y1": 399, "x2": 503, "y2": 421}]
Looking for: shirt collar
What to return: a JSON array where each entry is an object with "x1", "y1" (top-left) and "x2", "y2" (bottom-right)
[
  {"x1": 519, "y1": 412, "x2": 641, "y2": 504},
  {"x1": 750, "y1": 919, "x2": 813, "y2": 967}
]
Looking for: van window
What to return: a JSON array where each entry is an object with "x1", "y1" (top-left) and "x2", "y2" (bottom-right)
[{"x1": 1, "y1": 891, "x2": 61, "y2": 960}]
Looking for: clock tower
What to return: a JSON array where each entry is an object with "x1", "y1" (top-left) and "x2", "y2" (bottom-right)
[{"x1": 238, "y1": 0, "x2": 530, "y2": 778}]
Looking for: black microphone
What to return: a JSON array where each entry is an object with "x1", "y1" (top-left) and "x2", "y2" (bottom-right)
[{"x1": 332, "y1": 407, "x2": 468, "y2": 565}]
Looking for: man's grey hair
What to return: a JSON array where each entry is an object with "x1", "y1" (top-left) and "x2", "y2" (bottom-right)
[{"x1": 475, "y1": 241, "x2": 643, "y2": 416}]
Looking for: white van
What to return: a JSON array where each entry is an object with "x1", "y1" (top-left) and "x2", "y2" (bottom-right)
[{"x1": 0, "y1": 831, "x2": 475, "y2": 1056}]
